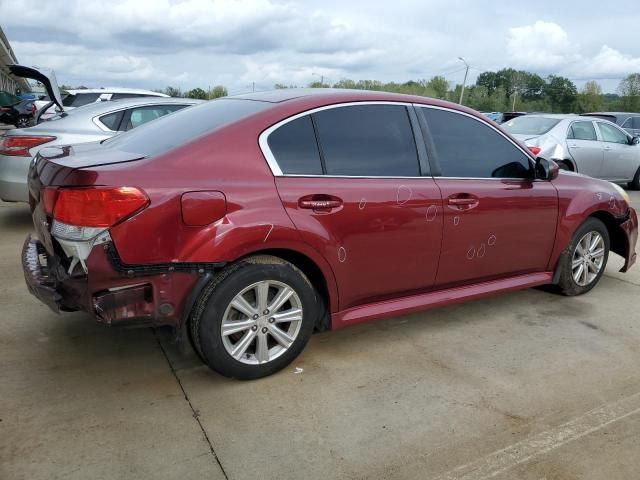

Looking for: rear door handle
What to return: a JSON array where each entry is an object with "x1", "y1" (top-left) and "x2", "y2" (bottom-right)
[
  {"x1": 447, "y1": 194, "x2": 479, "y2": 210},
  {"x1": 298, "y1": 194, "x2": 343, "y2": 212}
]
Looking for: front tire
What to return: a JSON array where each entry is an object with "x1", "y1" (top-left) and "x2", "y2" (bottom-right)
[
  {"x1": 557, "y1": 218, "x2": 609, "y2": 296},
  {"x1": 190, "y1": 255, "x2": 319, "y2": 379}
]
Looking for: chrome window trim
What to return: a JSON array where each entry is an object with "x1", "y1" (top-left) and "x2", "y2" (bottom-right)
[{"x1": 259, "y1": 101, "x2": 415, "y2": 177}]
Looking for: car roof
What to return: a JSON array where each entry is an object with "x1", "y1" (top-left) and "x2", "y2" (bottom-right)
[
  {"x1": 582, "y1": 112, "x2": 636, "y2": 116},
  {"x1": 65, "y1": 88, "x2": 169, "y2": 97},
  {"x1": 227, "y1": 88, "x2": 453, "y2": 106},
  {"x1": 54, "y1": 96, "x2": 203, "y2": 116}
]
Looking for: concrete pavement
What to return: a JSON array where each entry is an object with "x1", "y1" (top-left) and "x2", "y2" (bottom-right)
[{"x1": 1, "y1": 192, "x2": 639, "y2": 480}]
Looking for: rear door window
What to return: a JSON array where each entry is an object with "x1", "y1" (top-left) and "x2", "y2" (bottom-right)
[
  {"x1": 267, "y1": 115, "x2": 323, "y2": 175},
  {"x1": 312, "y1": 104, "x2": 420, "y2": 176},
  {"x1": 567, "y1": 121, "x2": 597, "y2": 141},
  {"x1": 420, "y1": 107, "x2": 532, "y2": 179}
]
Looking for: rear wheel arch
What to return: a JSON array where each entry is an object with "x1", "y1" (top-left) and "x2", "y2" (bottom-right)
[
  {"x1": 237, "y1": 248, "x2": 333, "y2": 330},
  {"x1": 559, "y1": 159, "x2": 576, "y2": 171}
]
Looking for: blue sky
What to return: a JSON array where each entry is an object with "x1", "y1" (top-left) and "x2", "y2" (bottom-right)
[{"x1": 3, "y1": 0, "x2": 640, "y2": 94}]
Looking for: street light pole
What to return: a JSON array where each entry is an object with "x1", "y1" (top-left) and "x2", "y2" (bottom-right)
[{"x1": 458, "y1": 57, "x2": 470, "y2": 105}]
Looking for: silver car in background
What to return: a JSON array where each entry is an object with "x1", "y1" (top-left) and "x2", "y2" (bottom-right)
[
  {"x1": 502, "y1": 114, "x2": 640, "y2": 189},
  {"x1": 0, "y1": 97, "x2": 202, "y2": 202}
]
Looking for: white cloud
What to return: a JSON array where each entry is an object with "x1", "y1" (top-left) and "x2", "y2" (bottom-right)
[
  {"x1": 3, "y1": 2, "x2": 640, "y2": 93},
  {"x1": 507, "y1": 21, "x2": 576, "y2": 69},
  {"x1": 507, "y1": 20, "x2": 640, "y2": 81}
]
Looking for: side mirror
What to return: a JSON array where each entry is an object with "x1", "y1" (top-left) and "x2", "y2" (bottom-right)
[
  {"x1": 535, "y1": 158, "x2": 560, "y2": 180},
  {"x1": 631, "y1": 136, "x2": 640, "y2": 145}
]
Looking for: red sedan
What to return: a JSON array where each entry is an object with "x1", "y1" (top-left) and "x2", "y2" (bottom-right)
[{"x1": 22, "y1": 90, "x2": 638, "y2": 379}]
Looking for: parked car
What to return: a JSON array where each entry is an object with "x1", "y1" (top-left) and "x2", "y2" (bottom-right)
[
  {"x1": 8, "y1": 64, "x2": 169, "y2": 122},
  {"x1": 0, "y1": 98, "x2": 37, "y2": 128},
  {"x1": 501, "y1": 111, "x2": 527, "y2": 123},
  {"x1": 502, "y1": 114, "x2": 640, "y2": 189},
  {"x1": 581, "y1": 112, "x2": 640, "y2": 137},
  {"x1": 22, "y1": 90, "x2": 637, "y2": 380},
  {"x1": 0, "y1": 97, "x2": 202, "y2": 202},
  {"x1": 482, "y1": 112, "x2": 503, "y2": 123}
]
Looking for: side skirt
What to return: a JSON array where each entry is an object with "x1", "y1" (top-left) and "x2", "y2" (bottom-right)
[{"x1": 331, "y1": 272, "x2": 553, "y2": 329}]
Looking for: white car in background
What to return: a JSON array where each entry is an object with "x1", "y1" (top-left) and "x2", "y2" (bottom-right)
[
  {"x1": 39, "y1": 87, "x2": 169, "y2": 121},
  {"x1": 9, "y1": 65, "x2": 168, "y2": 122},
  {"x1": 0, "y1": 97, "x2": 202, "y2": 202},
  {"x1": 502, "y1": 114, "x2": 640, "y2": 189}
]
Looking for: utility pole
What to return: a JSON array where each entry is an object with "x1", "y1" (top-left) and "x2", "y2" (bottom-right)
[
  {"x1": 458, "y1": 57, "x2": 470, "y2": 105},
  {"x1": 511, "y1": 73, "x2": 520, "y2": 111},
  {"x1": 252, "y1": 82, "x2": 255, "y2": 93}
]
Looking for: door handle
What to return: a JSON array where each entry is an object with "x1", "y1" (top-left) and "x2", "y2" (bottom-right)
[
  {"x1": 604, "y1": 146, "x2": 612, "y2": 151},
  {"x1": 447, "y1": 194, "x2": 479, "y2": 210},
  {"x1": 568, "y1": 144, "x2": 579, "y2": 148},
  {"x1": 298, "y1": 194, "x2": 343, "y2": 212}
]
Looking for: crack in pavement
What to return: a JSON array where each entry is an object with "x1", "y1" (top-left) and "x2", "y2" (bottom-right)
[{"x1": 153, "y1": 329, "x2": 229, "y2": 480}]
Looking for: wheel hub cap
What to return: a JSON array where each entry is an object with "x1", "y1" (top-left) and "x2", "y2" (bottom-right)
[
  {"x1": 221, "y1": 280, "x2": 303, "y2": 365},
  {"x1": 571, "y1": 231, "x2": 605, "y2": 287}
]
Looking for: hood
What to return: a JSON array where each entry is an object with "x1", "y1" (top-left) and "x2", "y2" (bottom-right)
[{"x1": 8, "y1": 65, "x2": 64, "y2": 111}]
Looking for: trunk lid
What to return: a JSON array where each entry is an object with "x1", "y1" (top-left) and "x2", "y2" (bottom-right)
[
  {"x1": 28, "y1": 143, "x2": 145, "y2": 204},
  {"x1": 28, "y1": 143, "x2": 146, "y2": 255},
  {"x1": 9, "y1": 65, "x2": 64, "y2": 111}
]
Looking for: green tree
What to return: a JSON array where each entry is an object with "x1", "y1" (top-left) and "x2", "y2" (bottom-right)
[
  {"x1": 427, "y1": 76, "x2": 449, "y2": 99},
  {"x1": 210, "y1": 85, "x2": 228, "y2": 99},
  {"x1": 543, "y1": 75, "x2": 577, "y2": 112},
  {"x1": 575, "y1": 80, "x2": 604, "y2": 113},
  {"x1": 617, "y1": 73, "x2": 640, "y2": 111},
  {"x1": 164, "y1": 86, "x2": 182, "y2": 97},
  {"x1": 186, "y1": 87, "x2": 207, "y2": 100}
]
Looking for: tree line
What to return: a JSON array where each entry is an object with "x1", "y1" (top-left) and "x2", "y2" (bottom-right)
[{"x1": 67, "y1": 70, "x2": 640, "y2": 114}]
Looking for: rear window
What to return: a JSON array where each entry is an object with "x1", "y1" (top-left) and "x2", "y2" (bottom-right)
[
  {"x1": 502, "y1": 116, "x2": 561, "y2": 135},
  {"x1": 63, "y1": 92, "x2": 101, "y2": 107},
  {"x1": 103, "y1": 99, "x2": 270, "y2": 156}
]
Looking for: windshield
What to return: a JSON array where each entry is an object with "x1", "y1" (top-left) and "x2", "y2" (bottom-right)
[
  {"x1": 103, "y1": 98, "x2": 271, "y2": 156},
  {"x1": 502, "y1": 116, "x2": 562, "y2": 135}
]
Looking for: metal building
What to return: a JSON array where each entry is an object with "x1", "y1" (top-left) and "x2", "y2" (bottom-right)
[{"x1": 0, "y1": 27, "x2": 30, "y2": 94}]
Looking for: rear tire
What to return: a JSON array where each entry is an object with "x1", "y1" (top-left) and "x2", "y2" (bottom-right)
[
  {"x1": 190, "y1": 255, "x2": 319, "y2": 380},
  {"x1": 556, "y1": 218, "x2": 609, "y2": 296},
  {"x1": 628, "y1": 167, "x2": 640, "y2": 190},
  {"x1": 557, "y1": 160, "x2": 572, "y2": 171},
  {"x1": 15, "y1": 115, "x2": 30, "y2": 128}
]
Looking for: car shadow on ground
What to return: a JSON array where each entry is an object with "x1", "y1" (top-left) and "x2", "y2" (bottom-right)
[{"x1": 0, "y1": 204, "x2": 33, "y2": 229}]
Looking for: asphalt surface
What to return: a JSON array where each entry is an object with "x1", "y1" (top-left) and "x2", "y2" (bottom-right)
[{"x1": 1, "y1": 192, "x2": 639, "y2": 480}]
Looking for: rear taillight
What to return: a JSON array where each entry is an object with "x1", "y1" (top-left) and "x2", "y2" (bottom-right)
[
  {"x1": 0, "y1": 135, "x2": 56, "y2": 156},
  {"x1": 52, "y1": 187, "x2": 149, "y2": 227},
  {"x1": 527, "y1": 146, "x2": 541, "y2": 156}
]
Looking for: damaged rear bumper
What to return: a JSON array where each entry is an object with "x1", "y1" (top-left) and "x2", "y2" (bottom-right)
[
  {"x1": 22, "y1": 235, "x2": 62, "y2": 313},
  {"x1": 22, "y1": 234, "x2": 212, "y2": 327}
]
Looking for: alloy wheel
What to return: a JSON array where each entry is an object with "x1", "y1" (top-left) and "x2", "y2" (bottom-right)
[
  {"x1": 571, "y1": 231, "x2": 605, "y2": 286},
  {"x1": 221, "y1": 280, "x2": 303, "y2": 365}
]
